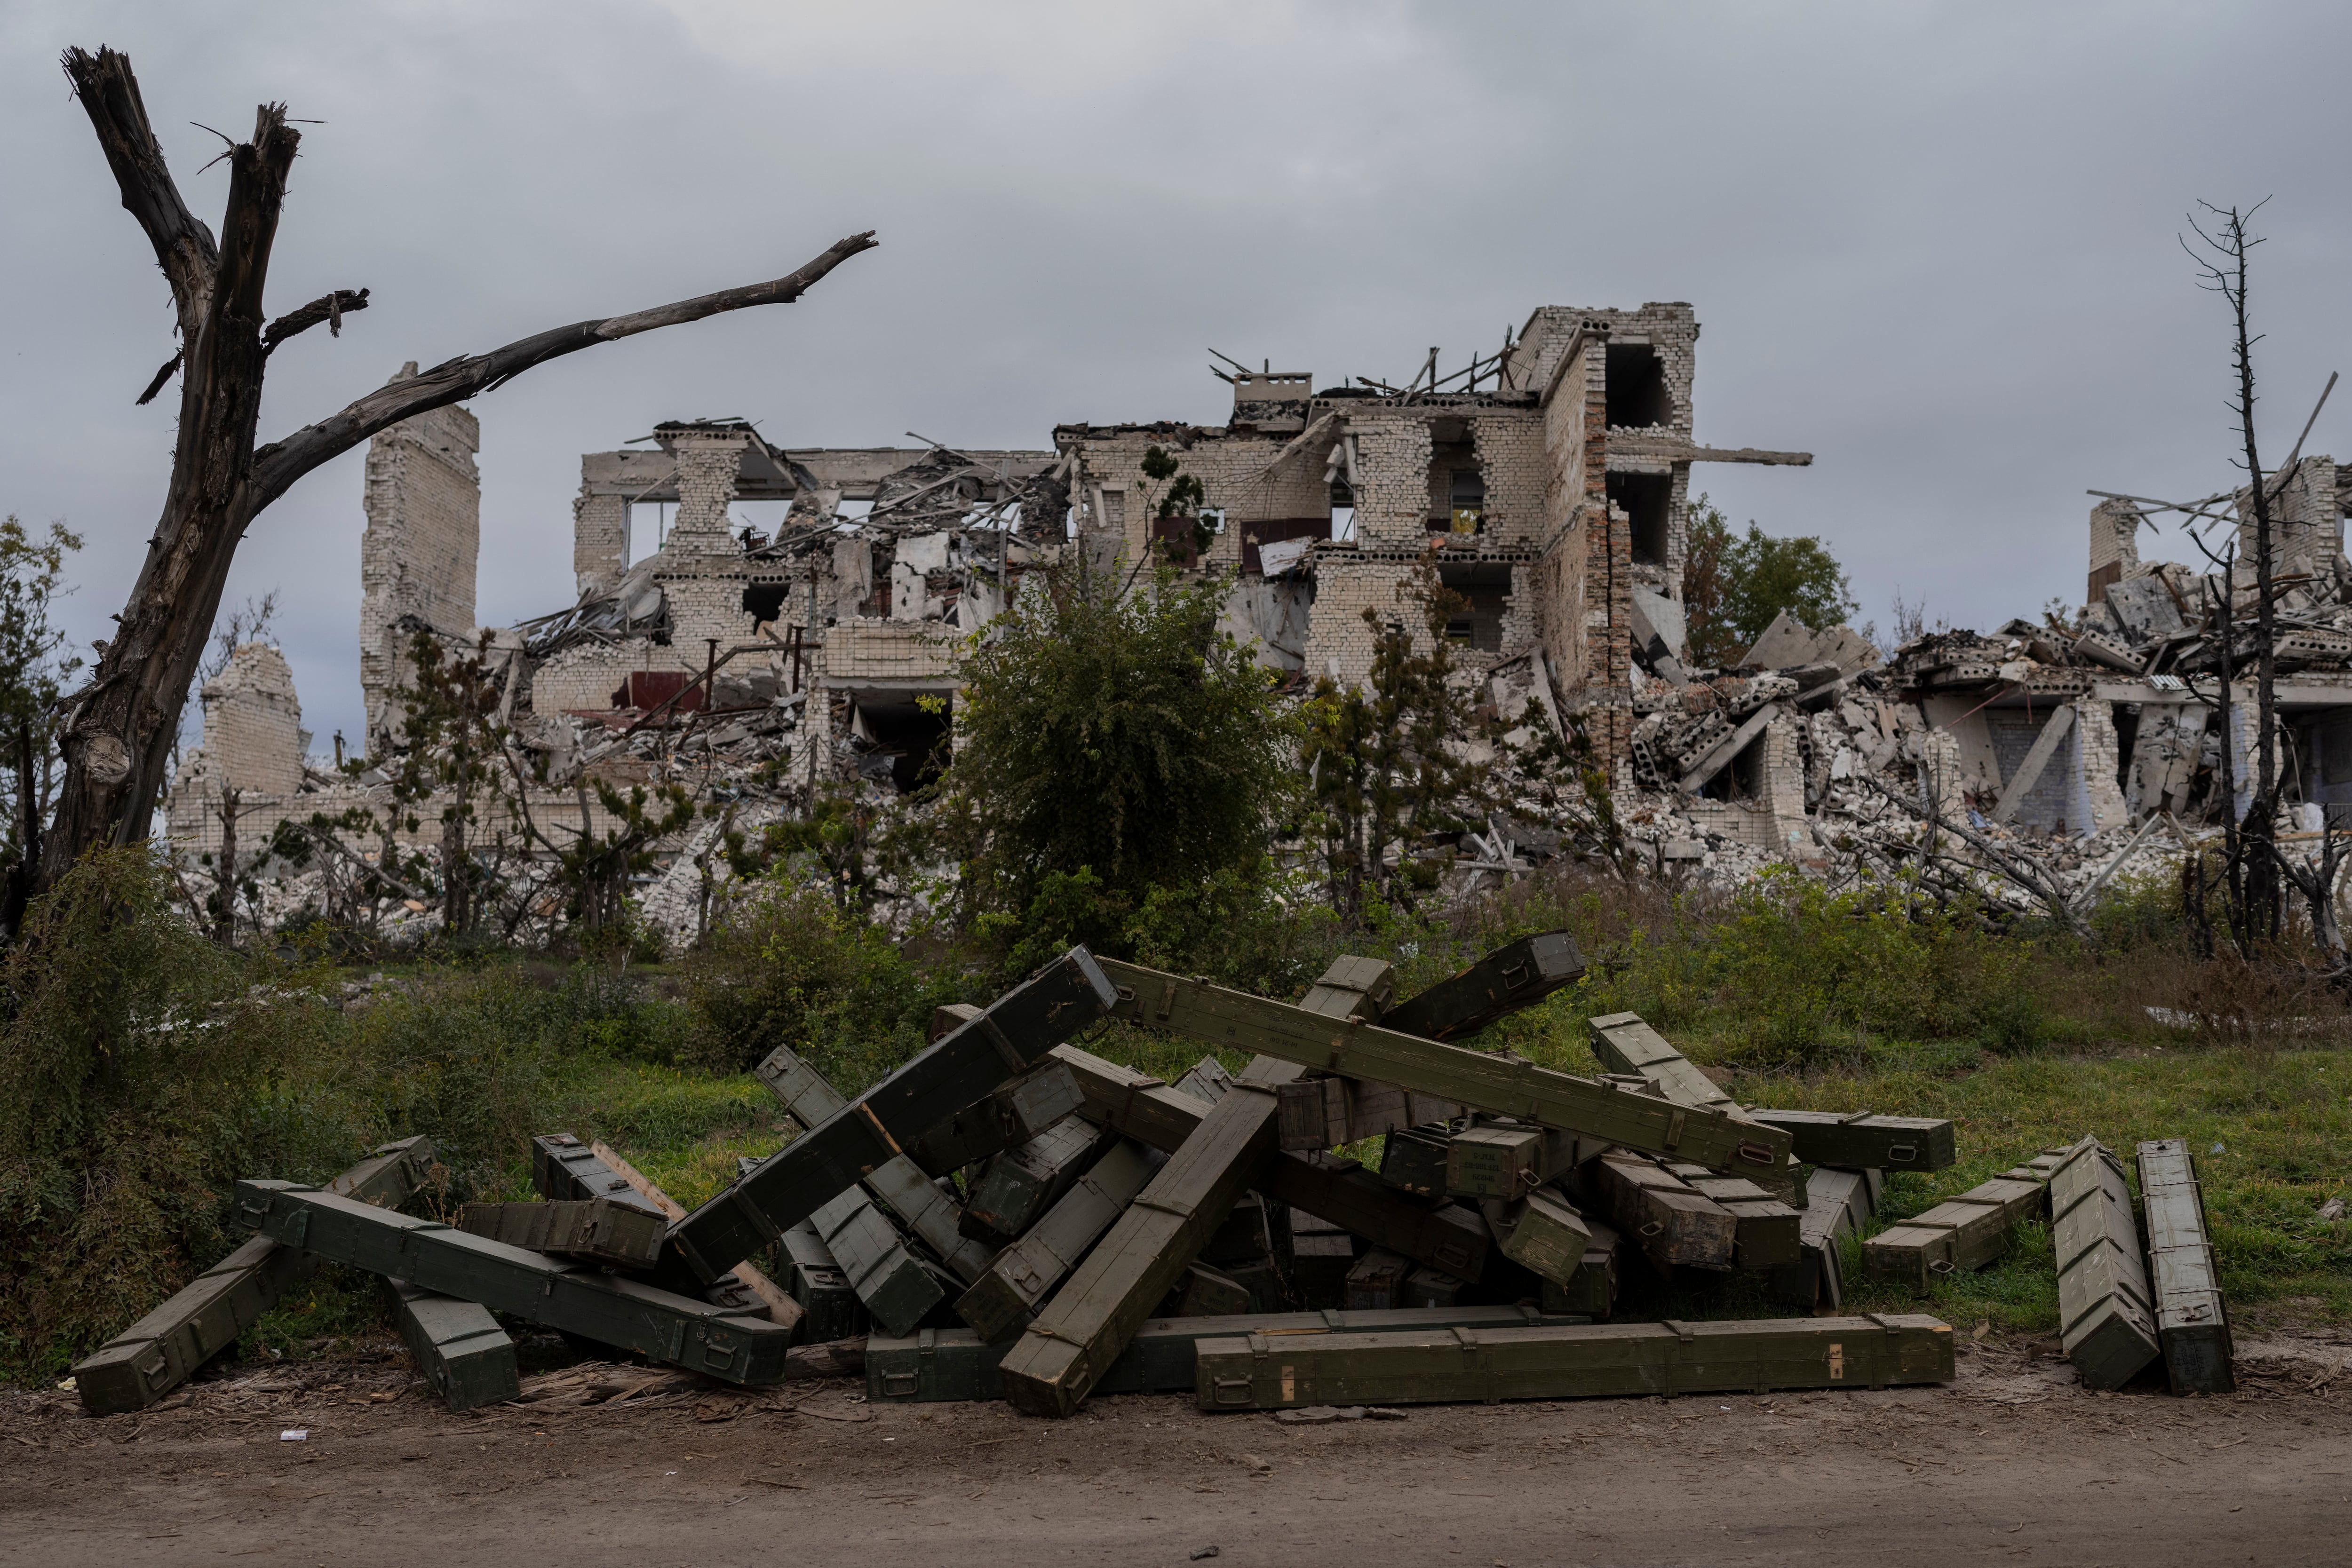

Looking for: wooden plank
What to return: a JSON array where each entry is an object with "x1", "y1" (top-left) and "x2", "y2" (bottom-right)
[
  {"x1": 867, "y1": 1304, "x2": 1589, "y2": 1404},
  {"x1": 1196, "y1": 1314, "x2": 1955, "y2": 1410},
  {"x1": 1097, "y1": 958, "x2": 1788, "y2": 1173},
  {"x1": 1590, "y1": 1150, "x2": 1736, "y2": 1272},
  {"x1": 2136, "y1": 1138, "x2": 2235, "y2": 1395},
  {"x1": 230, "y1": 1180, "x2": 795, "y2": 1386},
  {"x1": 2050, "y1": 1137, "x2": 2160, "y2": 1390},
  {"x1": 72, "y1": 1137, "x2": 440, "y2": 1417},
  {"x1": 1861, "y1": 1145, "x2": 2072, "y2": 1293},
  {"x1": 1381, "y1": 932, "x2": 1586, "y2": 1041},
  {"x1": 1049, "y1": 1044, "x2": 1491, "y2": 1281},
  {"x1": 389, "y1": 1281, "x2": 517, "y2": 1413},
  {"x1": 996, "y1": 1054, "x2": 1298, "y2": 1417},
  {"x1": 664, "y1": 950, "x2": 1116, "y2": 1291},
  {"x1": 954, "y1": 1139, "x2": 1162, "y2": 1344}
]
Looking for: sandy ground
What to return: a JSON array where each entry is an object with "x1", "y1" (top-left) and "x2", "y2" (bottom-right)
[{"x1": 4, "y1": 1328, "x2": 2349, "y2": 1568}]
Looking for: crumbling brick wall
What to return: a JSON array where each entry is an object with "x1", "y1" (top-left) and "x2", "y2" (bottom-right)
[
  {"x1": 2087, "y1": 497, "x2": 2142, "y2": 603},
  {"x1": 1470, "y1": 413, "x2": 1546, "y2": 547},
  {"x1": 1347, "y1": 417, "x2": 1437, "y2": 550},
  {"x1": 185, "y1": 643, "x2": 307, "y2": 797},
  {"x1": 1066, "y1": 428, "x2": 1323, "y2": 570},
  {"x1": 1301, "y1": 562, "x2": 1422, "y2": 682},
  {"x1": 2073, "y1": 699, "x2": 2131, "y2": 833},
  {"x1": 573, "y1": 490, "x2": 628, "y2": 598},
  {"x1": 358, "y1": 364, "x2": 480, "y2": 752}
]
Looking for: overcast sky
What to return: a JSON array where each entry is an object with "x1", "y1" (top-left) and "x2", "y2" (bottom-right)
[{"x1": 4, "y1": 1, "x2": 2348, "y2": 750}]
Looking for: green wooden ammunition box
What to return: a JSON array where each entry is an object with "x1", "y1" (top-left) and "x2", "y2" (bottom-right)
[
  {"x1": 907, "y1": 1060, "x2": 1085, "y2": 1176},
  {"x1": 956, "y1": 1139, "x2": 1162, "y2": 1342},
  {"x1": 1741, "y1": 1108, "x2": 1956, "y2": 1172},
  {"x1": 1539, "y1": 1221, "x2": 1620, "y2": 1319},
  {"x1": 2136, "y1": 1139, "x2": 2234, "y2": 1395},
  {"x1": 1299, "y1": 955, "x2": 1396, "y2": 1020},
  {"x1": 1051, "y1": 1044, "x2": 1491, "y2": 1281},
  {"x1": 230, "y1": 1180, "x2": 791, "y2": 1384},
  {"x1": 1345, "y1": 1247, "x2": 1412, "y2": 1309},
  {"x1": 1290, "y1": 1209, "x2": 1358, "y2": 1309},
  {"x1": 1593, "y1": 1150, "x2": 1736, "y2": 1272},
  {"x1": 532, "y1": 1133, "x2": 667, "y2": 1215},
  {"x1": 1277, "y1": 1076, "x2": 1464, "y2": 1151},
  {"x1": 1666, "y1": 1164, "x2": 1802, "y2": 1271},
  {"x1": 753, "y1": 1043, "x2": 850, "y2": 1126},
  {"x1": 1097, "y1": 958, "x2": 1784, "y2": 1174},
  {"x1": 810, "y1": 1186, "x2": 948, "y2": 1337},
  {"x1": 456, "y1": 1198, "x2": 667, "y2": 1268},
  {"x1": 1862, "y1": 1146, "x2": 2070, "y2": 1292},
  {"x1": 779, "y1": 1220, "x2": 868, "y2": 1344},
  {"x1": 869, "y1": 1303, "x2": 1589, "y2": 1403},
  {"x1": 1174, "y1": 1055, "x2": 1236, "y2": 1104},
  {"x1": 961, "y1": 1114, "x2": 1112, "y2": 1246},
  {"x1": 997, "y1": 1053, "x2": 1298, "y2": 1417},
  {"x1": 2050, "y1": 1138, "x2": 2159, "y2": 1390},
  {"x1": 1382, "y1": 932, "x2": 1586, "y2": 1041},
  {"x1": 665, "y1": 950, "x2": 1116, "y2": 1293},
  {"x1": 1180, "y1": 1262, "x2": 1259, "y2": 1316},
  {"x1": 1379, "y1": 1125, "x2": 1454, "y2": 1197},
  {"x1": 1203, "y1": 1191, "x2": 1289, "y2": 1268},
  {"x1": 1402, "y1": 1266, "x2": 1465, "y2": 1308},
  {"x1": 863, "y1": 1154, "x2": 996, "y2": 1283},
  {"x1": 1195, "y1": 1312, "x2": 1955, "y2": 1410},
  {"x1": 389, "y1": 1281, "x2": 517, "y2": 1413},
  {"x1": 1587, "y1": 1014, "x2": 1804, "y2": 1204},
  {"x1": 1770, "y1": 1165, "x2": 1877, "y2": 1310},
  {"x1": 1225, "y1": 1257, "x2": 1292, "y2": 1312},
  {"x1": 1447, "y1": 1125, "x2": 1545, "y2": 1201},
  {"x1": 1482, "y1": 1188, "x2": 1593, "y2": 1285},
  {"x1": 73, "y1": 1137, "x2": 439, "y2": 1417}
]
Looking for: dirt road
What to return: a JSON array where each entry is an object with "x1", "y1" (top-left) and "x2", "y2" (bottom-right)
[{"x1": 5, "y1": 1330, "x2": 2347, "y2": 1567}]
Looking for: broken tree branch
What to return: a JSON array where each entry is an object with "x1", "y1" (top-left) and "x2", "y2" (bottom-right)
[
  {"x1": 248, "y1": 233, "x2": 877, "y2": 512},
  {"x1": 135, "y1": 350, "x2": 183, "y2": 406},
  {"x1": 262, "y1": 287, "x2": 370, "y2": 354},
  {"x1": 60, "y1": 47, "x2": 220, "y2": 336}
]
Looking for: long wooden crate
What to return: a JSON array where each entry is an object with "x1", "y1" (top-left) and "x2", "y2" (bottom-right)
[
  {"x1": 1196, "y1": 1314, "x2": 1955, "y2": 1410},
  {"x1": 2050, "y1": 1137, "x2": 2159, "y2": 1390},
  {"x1": 2136, "y1": 1138, "x2": 2234, "y2": 1395},
  {"x1": 1860, "y1": 1145, "x2": 2073, "y2": 1293}
]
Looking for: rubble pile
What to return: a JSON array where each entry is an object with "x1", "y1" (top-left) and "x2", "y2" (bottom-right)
[{"x1": 70, "y1": 937, "x2": 2233, "y2": 1421}]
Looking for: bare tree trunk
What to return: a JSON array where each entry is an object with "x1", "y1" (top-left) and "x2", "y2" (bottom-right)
[
  {"x1": 2, "y1": 717, "x2": 39, "y2": 936},
  {"x1": 44, "y1": 47, "x2": 874, "y2": 901}
]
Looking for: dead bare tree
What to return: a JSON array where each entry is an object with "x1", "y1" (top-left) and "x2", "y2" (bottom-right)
[{"x1": 45, "y1": 47, "x2": 875, "y2": 899}]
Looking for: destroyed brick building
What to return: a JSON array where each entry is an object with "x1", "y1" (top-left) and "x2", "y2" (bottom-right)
[{"x1": 162, "y1": 301, "x2": 2352, "y2": 936}]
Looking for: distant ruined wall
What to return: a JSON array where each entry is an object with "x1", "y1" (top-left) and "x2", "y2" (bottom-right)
[{"x1": 359, "y1": 362, "x2": 480, "y2": 752}]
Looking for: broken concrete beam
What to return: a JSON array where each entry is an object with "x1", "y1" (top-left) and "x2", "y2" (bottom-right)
[
  {"x1": 1097, "y1": 959, "x2": 1788, "y2": 1172},
  {"x1": 230, "y1": 1180, "x2": 793, "y2": 1385},
  {"x1": 2050, "y1": 1138, "x2": 2160, "y2": 1390},
  {"x1": 955, "y1": 1138, "x2": 1162, "y2": 1343},
  {"x1": 997, "y1": 1053, "x2": 1298, "y2": 1418},
  {"x1": 1740, "y1": 1108, "x2": 1955, "y2": 1172},
  {"x1": 1048, "y1": 1044, "x2": 1491, "y2": 1281},
  {"x1": 868, "y1": 1304, "x2": 1591, "y2": 1404},
  {"x1": 1196, "y1": 1314, "x2": 1956, "y2": 1410},
  {"x1": 456, "y1": 1198, "x2": 667, "y2": 1269},
  {"x1": 73, "y1": 1137, "x2": 439, "y2": 1417},
  {"x1": 1380, "y1": 932, "x2": 1586, "y2": 1041},
  {"x1": 389, "y1": 1281, "x2": 517, "y2": 1413},
  {"x1": 1861, "y1": 1145, "x2": 2072, "y2": 1293},
  {"x1": 1591, "y1": 1150, "x2": 1736, "y2": 1273},
  {"x1": 663, "y1": 949, "x2": 1115, "y2": 1291},
  {"x1": 2135, "y1": 1139, "x2": 2234, "y2": 1395}
]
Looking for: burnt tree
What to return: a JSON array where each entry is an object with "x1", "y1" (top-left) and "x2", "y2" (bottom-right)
[{"x1": 47, "y1": 47, "x2": 875, "y2": 895}]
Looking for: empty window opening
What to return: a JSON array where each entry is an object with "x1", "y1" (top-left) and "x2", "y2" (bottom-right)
[
  {"x1": 1605, "y1": 344, "x2": 1672, "y2": 429},
  {"x1": 850, "y1": 693, "x2": 952, "y2": 793},
  {"x1": 628, "y1": 500, "x2": 673, "y2": 562},
  {"x1": 1609, "y1": 472, "x2": 1672, "y2": 565},
  {"x1": 1331, "y1": 505, "x2": 1356, "y2": 543},
  {"x1": 1426, "y1": 426, "x2": 1480, "y2": 535},
  {"x1": 1438, "y1": 563, "x2": 1510, "y2": 654}
]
